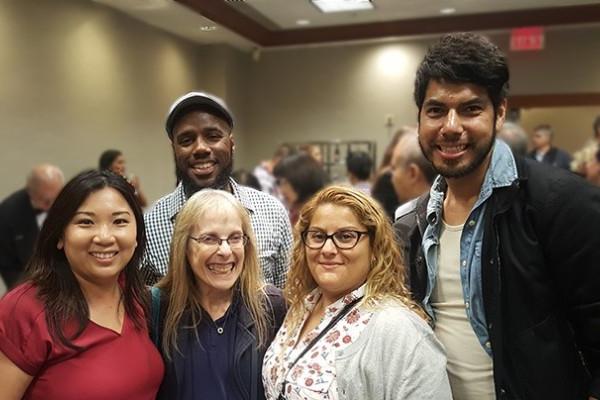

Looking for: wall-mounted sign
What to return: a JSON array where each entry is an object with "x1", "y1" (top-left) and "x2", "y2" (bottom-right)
[{"x1": 510, "y1": 26, "x2": 545, "y2": 51}]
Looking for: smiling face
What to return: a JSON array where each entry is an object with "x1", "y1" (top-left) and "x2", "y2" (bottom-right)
[
  {"x1": 172, "y1": 110, "x2": 234, "y2": 193},
  {"x1": 418, "y1": 80, "x2": 506, "y2": 179},
  {"x1": 305, "y1": 203, "x2": 370, "y2": 302},
  {"x1": 58, "y1": 187, "x2": 137, "y2": 287},
  {"x1": 186, "y1": 207, "x2": 244, "y2": 297}
]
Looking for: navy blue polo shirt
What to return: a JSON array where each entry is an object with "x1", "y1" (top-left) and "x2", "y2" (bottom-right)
[{"x1": 180, "y1": 302, "x2": 239, "y2": 400}]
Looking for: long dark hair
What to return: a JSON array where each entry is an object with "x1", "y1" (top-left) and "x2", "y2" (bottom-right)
[
  {"x1": 98, "y1": 149, "x2": 122, "y2": 171},
  {"x1": 26, "y1": 169, "x2": 148, "y2": 348}
]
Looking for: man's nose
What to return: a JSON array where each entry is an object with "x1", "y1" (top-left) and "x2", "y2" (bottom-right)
[{"x1": 441, "y1": 109, "x2": 462, "y2": 135}]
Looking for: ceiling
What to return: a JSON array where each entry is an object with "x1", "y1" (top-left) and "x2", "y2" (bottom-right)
[{"x1": 94, "y1": 0, "x2": 600, "y2": 50}]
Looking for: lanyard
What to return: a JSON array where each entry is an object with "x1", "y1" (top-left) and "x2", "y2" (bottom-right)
[{"x1": 277, "y1": 296, "x2": 363, "y2": 400}]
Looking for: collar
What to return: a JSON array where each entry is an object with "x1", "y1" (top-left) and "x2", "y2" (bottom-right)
[
  {"x1": 303, "y1": 283, "x2": 366, "y2": 318},
  {"x1": 426, "y1": 139, "x2": 518, "y2": 225},
  {"x1": 167, "y1": 178, "x2": 256, "y2": 223}
]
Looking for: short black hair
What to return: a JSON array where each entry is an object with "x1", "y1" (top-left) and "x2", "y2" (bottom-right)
[
  {"x1": 414, "y1": 32, "x2": 509, "y2": 113},
  {"x1": 346, "y1": 151, "x2": 373, "y2": 181},
  {"x1": 232, "y1": 169, "x2": 261, "y2": 191},
  {"x1": 98, "y1": 149, "x2": 122, "y2": 171},
  {"x1": 273, "y1": 154, "x2": 329, "y2": 205},
  {"x1": 534, "y1": 124, "x2": 553, "y2": 139}
]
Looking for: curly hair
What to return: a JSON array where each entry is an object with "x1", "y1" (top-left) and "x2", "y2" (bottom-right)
[
  {"x1": 284, "y1": 185, "x2": 427, "y2": 329},
  {"x1": 414, "y1": 32, "x2": 509, "y2": 114}
]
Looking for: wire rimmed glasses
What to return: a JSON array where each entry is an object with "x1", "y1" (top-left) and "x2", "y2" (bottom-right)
[
  {"x1": 301, "y1": 229, "x2": 369, "y2": 250},
  {"x1": 189, "y1": 233, "x2": 248, "y2": 250}
]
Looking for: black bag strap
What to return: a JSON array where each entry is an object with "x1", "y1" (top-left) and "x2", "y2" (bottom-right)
[
  {"x1": 150, "y1": 286, "x2": 161, "y2": 347},
  {"x1": 278, "y1": 296, "x2": 363, "y2": 399}
]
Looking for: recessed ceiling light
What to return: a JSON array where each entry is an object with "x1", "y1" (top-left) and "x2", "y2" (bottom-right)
[
  {"x1": 440, "y1": 7, "x2": 456, "y2": 15},
  {"x1": 200, "y1": 25, "x2": 217, "y2": 32},
  {"x1": 296, "y1": 19, "x2": 311, "y2": 26},
  {"x1": 311, "y1": 0, "x2": 374, "y2": 13}
]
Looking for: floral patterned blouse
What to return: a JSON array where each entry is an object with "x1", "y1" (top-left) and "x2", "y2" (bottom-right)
[{"x1": 262, "y1": 285, "x2": 373, "y2": 400}]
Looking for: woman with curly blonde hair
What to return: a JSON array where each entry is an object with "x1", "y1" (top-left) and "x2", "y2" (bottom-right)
[
  {"x1": 154, "y1": 190, "x2": 286, "y2": 400},
  {"x1": 263, "y1": 186, "x2": 450, "y2": 400}
]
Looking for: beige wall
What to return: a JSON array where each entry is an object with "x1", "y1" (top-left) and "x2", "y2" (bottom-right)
[
  {"x1": 0, "y1": 0, "x2": 204, "y2": 201},
  {"x1": 1, "y1": 0, "x2": 599, "y2": 202},
  {"x1": 520, "y1": 106, "x2": 600, "y2": 153},
  {"x1": 240, "y1": 26, "x2": 600, "y2": 169}
]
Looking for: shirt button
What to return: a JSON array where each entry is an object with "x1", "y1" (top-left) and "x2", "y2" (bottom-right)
[
  {"x1": 461, "y1": 260, "x2": 466, "y2": 267},
  {"x1": 468, "y1": 220, "x2": 476, "y2": 227},
  {"x1": 465, "y1": 302, "x2": 470, "y2": 309},
  {"x1": 485, "y1": 341, "x2": 491, "y2": 349}
]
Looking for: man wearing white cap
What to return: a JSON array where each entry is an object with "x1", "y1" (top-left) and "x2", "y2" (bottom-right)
[{"x1": 142, "y1": 91, "x2": 292, "y2": 287}]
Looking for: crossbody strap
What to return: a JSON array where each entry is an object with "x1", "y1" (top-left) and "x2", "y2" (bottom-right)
[
  {"x1": 278, "y1": 296, "x2": 363, "y2": 398},
  {"x1": 150, "y1": 286, "x2": 161, "y2": 347}
]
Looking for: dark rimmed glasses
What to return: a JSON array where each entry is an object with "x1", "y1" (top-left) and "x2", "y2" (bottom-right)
[
  {"x1": 189, "y1": 233, "x2": 248, "y2": 250},
  {"x1": 301, "y1": 229, "x2": 369, "y2": 250}
]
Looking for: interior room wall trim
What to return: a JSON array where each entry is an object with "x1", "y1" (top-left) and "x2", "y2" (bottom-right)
[
  {"x1": 176, "y1": 1, "x2": 600, "y2": 47},
  {"x1": 510, "y1": 93, "x2": 600, "y2": 108}
]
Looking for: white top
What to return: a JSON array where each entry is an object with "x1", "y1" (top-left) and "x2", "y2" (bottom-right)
[{"x1": 432, "y1": 221, "x2": 495, "y2": 400}]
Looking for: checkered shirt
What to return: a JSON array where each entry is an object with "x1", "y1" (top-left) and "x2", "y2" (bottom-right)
[{"x1": 141, "y1": 178, "x2": 292, "y2": 288}]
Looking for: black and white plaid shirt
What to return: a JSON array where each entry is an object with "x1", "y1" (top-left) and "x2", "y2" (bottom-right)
[{"x1": 141, "y1": 178, "x2": 292, "y2": 288}]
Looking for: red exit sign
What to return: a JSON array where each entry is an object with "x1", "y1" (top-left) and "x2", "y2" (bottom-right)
[{"x1": 510, "y1": 27, "x2": 545, "y2": 51}]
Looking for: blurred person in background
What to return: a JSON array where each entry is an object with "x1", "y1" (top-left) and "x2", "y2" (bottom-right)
[
  {"x1": 99, "y1": 149, "x2": 148, "y2": 208},
  {"x1": 298, "y1": 143, "x2": 324, "y2": 166},
  {"x1": 0, "y1": 164, "x2": 64, "y2": 289},
  {"x1": 372, "y1": 128, "x2": 412, "y2": 221},
  {"x1": 154, "y1": 190, "x2": 285, "y2": 400},
  {"x1": 585, "y1": 148, "x2": 600, "y2": 187},
  {"x1": 528, "y1": 124, "x2": 572, "y2": 170},
  {"x1": 345, "y1": 151, "x2": 373, "y2": 195},
  {"x1": 0, "y1": 170, "x2": 163, "y2": 400},
  {"x1": 253, "y1": 144, "x2": 293, "y2": 196},
  {"x1": 390, "y1": 130, "x2": 437, "y2": 214},
  {"x1": 232, "y1": 169, "x2": 262, "y2": 191},
  {"x1": 262, "y1": 186, "x2": 451, "y2": 400},
  {"x1": 273, "y1": 153, "x2": 329, "y2": 226},
  {"x1": 497, "y1": 121, "x2": 528, "y2": 157},
  {"x1": 572, "y1": 115, "x2": 600, "y2": 176}
]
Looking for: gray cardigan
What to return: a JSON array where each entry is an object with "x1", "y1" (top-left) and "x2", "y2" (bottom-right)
[{"x1": 335, "y1": 303, "x2": 452, "y2": 400}]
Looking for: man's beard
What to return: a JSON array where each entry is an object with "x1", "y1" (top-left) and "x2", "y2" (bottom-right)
[
  {"x1": 179, "y1": 161, "x2": 234, "y2": 198},
  {"x1": 420, "y1": 127, "x2": 496, "y2": 179}
]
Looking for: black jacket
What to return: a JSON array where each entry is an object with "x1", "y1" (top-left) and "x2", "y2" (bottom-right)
[
  {"x1": 156, "y1": 286, "x2": 286, "y2": 400},
  {"x1": 0, "y1": 189, "x2": 39, "y2": 288},
  {"x1": 394, "y1": 156, "x2": 600, "y2": 400},
  {"x1": 528, "y1": 146, "x2": 573, "y2": 171}
]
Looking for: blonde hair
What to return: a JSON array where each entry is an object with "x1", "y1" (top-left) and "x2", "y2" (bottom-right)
[
  {"x1": 284, "y1": 185, "x2": 427, "y2": 329},
  {"x1": 157, "y1": 190, "x2": 269, "y2": 359}
]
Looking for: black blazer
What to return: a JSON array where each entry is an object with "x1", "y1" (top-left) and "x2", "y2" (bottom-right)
[
  {"x1": 0, "y1": 189, "x2": 39, "y2": 288},
  {"x1": 528, "y1": 147, "x2": 573, "y2": 171}
]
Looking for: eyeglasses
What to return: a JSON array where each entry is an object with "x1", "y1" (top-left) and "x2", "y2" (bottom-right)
[
  {"x1": 189, "y1": 233, "x2": 248, "y2": 249},
  {"x1": 301, "y1": 229, "x2": 369, "y2": 250}
]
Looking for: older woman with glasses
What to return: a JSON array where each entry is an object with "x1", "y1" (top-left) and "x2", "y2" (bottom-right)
[
  {"x1": 262, "y1": 186, "x2": 451, "y2": 400},
  {"x1": 153, "y1": 189, "x2": 286, "y2": 400}
]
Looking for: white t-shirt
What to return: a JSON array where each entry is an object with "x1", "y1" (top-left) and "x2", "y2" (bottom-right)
[{"x1": 432, "y1": 221, "x2": 495, "y2": 400}]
